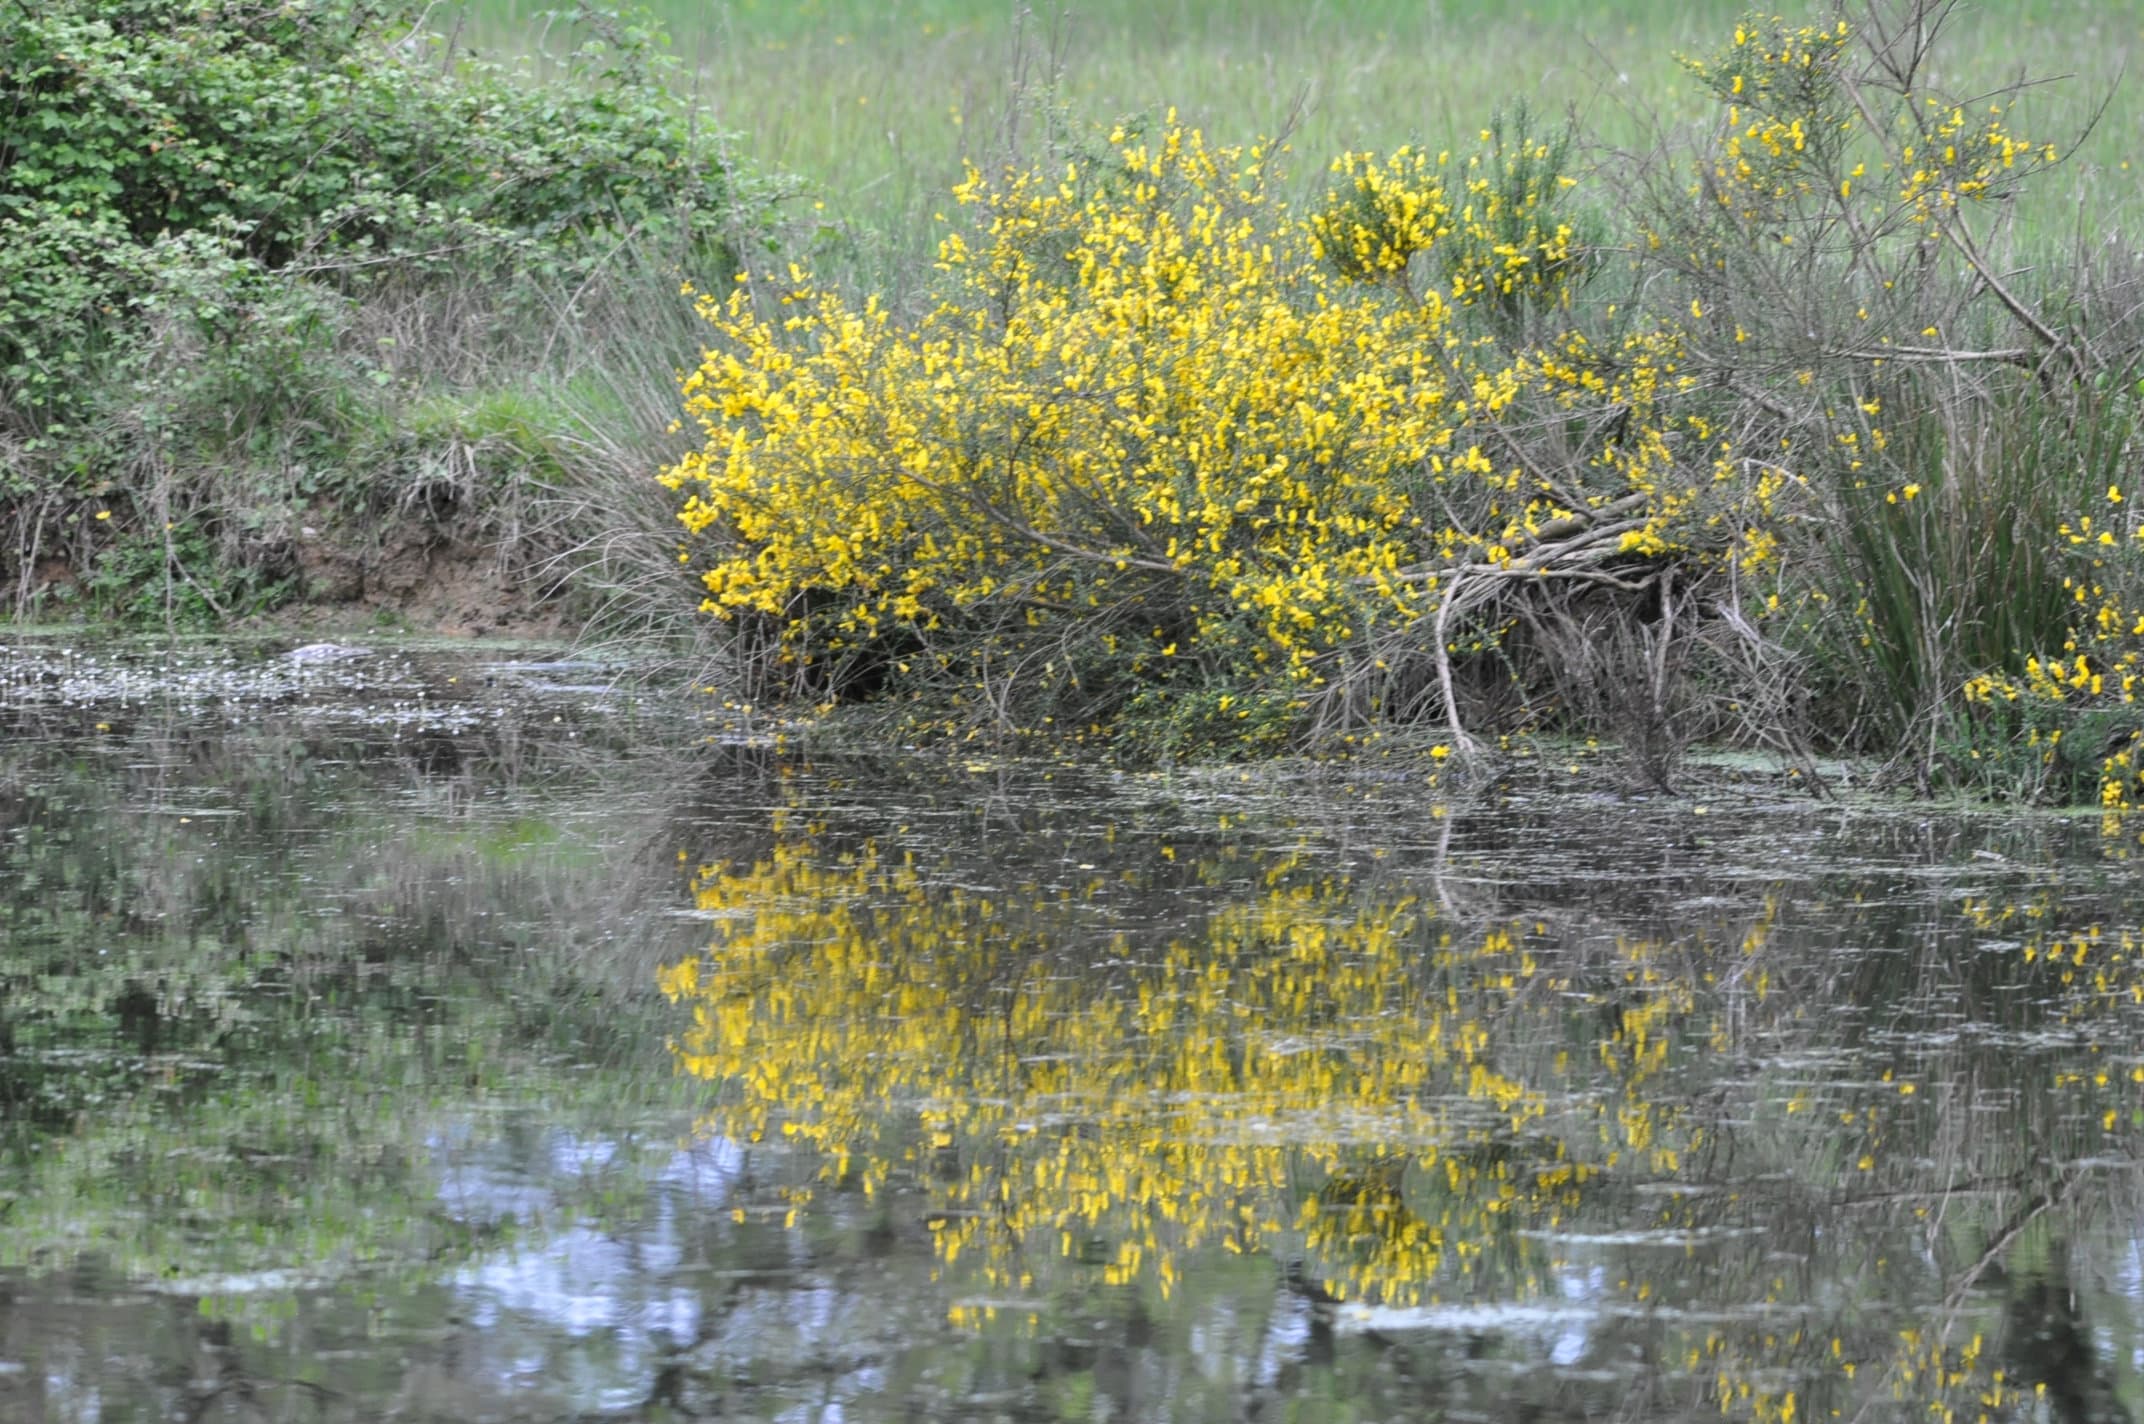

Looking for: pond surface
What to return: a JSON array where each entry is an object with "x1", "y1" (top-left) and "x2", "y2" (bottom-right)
[{"x1": 4, "y1": 636, "x2": 2144, "y2": 1423}]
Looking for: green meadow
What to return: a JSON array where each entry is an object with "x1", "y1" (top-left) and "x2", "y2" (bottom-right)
[{"x1": 460, "y1": 0, "x2": 2144, "y2": 271}]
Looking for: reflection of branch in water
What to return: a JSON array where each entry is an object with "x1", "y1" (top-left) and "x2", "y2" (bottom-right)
[
  {"x1": 1428, "y1": 804, "x2": 1462, "y2": 917},
  {"x1": 178, "y1": 1317, "x2": 289, "y2": 1424},
  {"x1": 1841, "y1": 1168, "x2": 2111, "y2": 1424},
  {"x1": 1241, "y1": 1286, "x2": 1326, "y2": 1421},
  {"x1": 1942, "y1": 1170, "x2": 2076, "y2": 1312},
  {"x1": 2000, "y1": 1258, "x2": 2134, "y2": 1424}
]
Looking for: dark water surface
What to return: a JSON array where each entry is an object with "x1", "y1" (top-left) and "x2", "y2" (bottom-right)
[{"x1": 5, "y1": 637, "x2": 2144, "y2": 1423}]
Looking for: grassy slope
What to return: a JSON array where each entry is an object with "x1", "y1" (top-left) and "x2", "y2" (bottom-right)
[{"x1": 462, "y1": 0, "x2": 2144, "y2": 279}]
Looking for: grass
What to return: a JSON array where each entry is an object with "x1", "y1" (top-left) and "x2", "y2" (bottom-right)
[{"x1": 457, "y1": 0, "x2": 2144, "y2": 284}]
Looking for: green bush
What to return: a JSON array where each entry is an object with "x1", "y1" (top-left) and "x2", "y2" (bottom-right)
[
  {"x1": 0, "y1": 0, "x2": 762, "y2": 423},
  {"x1": 0, "y1": 0, "x2": 777, "y2": 626}
]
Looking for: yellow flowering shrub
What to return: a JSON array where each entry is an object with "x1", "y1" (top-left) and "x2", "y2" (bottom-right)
[
  {"x1": 665, "y1": 114, "x2": 1743, "y2": 748},
  {"x1": 663, "y1": 10, "x2": 2132, "y2": 794},
  {"x1": 1651, "y1": 13, "x2": 2142, "y2": 807},
  {"x1": 1311, "y1": 111, "x2": 1589, "y2": 323}
]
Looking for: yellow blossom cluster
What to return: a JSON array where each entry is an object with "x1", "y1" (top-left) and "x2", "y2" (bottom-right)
[
  {"x1": 1307, "y1": 146, "x2": 1454, "y2": 281},
  {"x1": 1895, "y1": 102, "x2": 2059, "y2": 224},
  {"x1": 1681, "y1": 18, "x2": 1856, "y2": 228},
  {"x1": 1307, "y1": 126, "x2": 1583, "y2": 318},
  {"x1": 662, "y1": 115, "x2": 1730, "y2": 737},
  {"x1": 1680, "y1": 15, "x2": 2055, "y2": 238}
]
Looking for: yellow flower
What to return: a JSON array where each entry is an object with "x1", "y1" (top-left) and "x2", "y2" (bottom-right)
[{"x1": 664, "y1": 116, "x2": 1722, "y2": 746}]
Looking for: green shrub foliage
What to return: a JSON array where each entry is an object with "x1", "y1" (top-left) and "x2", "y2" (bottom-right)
[{"x1": 0, "y1": 0, "x2": 759, "y2": 421}]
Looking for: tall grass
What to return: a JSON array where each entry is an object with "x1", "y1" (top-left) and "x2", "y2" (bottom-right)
[
  {"x1": 456, "y1": 0, "x2": 2144, "y2": 289},
  {"x1": 1812, "y1": 377, "x2": 2133, "y2": 762},
  {"x1": 339, "y1": 240, "x2": 736, "y2": 660}
]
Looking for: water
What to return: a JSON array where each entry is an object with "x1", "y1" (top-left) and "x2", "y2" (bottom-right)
[{"x1": 4, "y1": 636, "x2": 2144, "y2": 1422}]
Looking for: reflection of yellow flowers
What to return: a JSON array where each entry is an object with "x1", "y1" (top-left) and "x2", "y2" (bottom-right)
[
  {"x1": 656, "y1": 834, "x2": 1706, "y2": 1310},
  {"x1": 653, "y1": 787, "x2": 2144, "y2": 1424}
]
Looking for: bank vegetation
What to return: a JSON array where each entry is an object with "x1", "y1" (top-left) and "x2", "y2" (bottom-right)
[
  {"x1": 7, "y1": 1, "x2": 2143, "y2": 806},
  {"x1": 665, "y1": 4, "x2": 2144, "y2": 809}
]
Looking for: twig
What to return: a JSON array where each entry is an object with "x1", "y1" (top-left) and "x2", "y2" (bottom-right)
[
  {"x1": 1431, "y1": 571, "x2": 1481, "y2": 758},
  {"x1": 1821, "y1": 343, "x2": 2035, "y2": 366},
  {"x1": 895, "y1": 463, "x2": 1183, "y2": 576}
]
